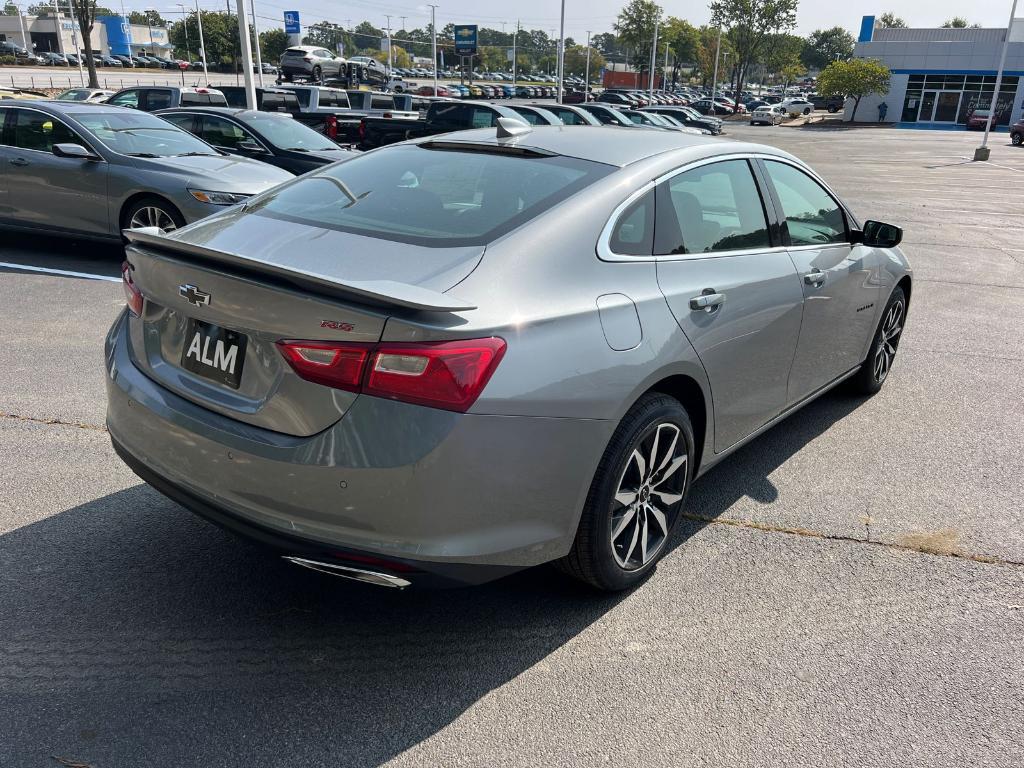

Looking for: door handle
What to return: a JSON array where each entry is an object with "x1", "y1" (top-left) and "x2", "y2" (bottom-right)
[
  {"x1": 9, "y1": 158, "x2": 29, "y2": 167},
  {"x1": 804, "y1": 269, "x2": 826, "y2": 285},
  {"x1": 689, "y1": 292, "x2": 726, "y2": 311}
]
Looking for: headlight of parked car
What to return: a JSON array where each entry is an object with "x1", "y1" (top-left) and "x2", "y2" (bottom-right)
[{"x1": 188, "y1": 189, "x2": 251, "y2": 205}]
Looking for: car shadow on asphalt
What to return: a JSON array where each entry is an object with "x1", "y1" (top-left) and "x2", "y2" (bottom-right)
[
  {"x1": 0, "y1": 390, "x2": 867, "y2": 766},
  {"x1": 0, "y1": 234, "x2": 125, "y2": 278}
]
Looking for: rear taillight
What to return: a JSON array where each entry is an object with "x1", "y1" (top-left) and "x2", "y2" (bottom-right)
[
  {"x1": 326, "y1": 114, "x2": 338, "y2": 139},
  {"x1": 304, "y1": 57, "x2": 312, "y2": 62},
  {"x1": 276, "y1": 340, "x2": 372, "y2": 392},
  {"x1": 277, "y1": 337, "x2": 506, "y2": 413},
  {"x1": 121, "y1": 260, "x2": 143, "y2": 316},
  {"x1": 357, "y1": 118, "x2": 365, "y2": 140}
]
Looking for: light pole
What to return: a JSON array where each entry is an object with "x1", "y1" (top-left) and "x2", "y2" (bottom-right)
[
  {"x1": 233, "y1": 0, "x2": 257, "y2": 108},
  {"x1": 428, "y1": 4, "x2": 438, "y2": 96},
  {"x1": 194, "y1": 0, "x2": 207, "y2": 81},
  {"x1": 556, "y1": 0, "x2": 565, "y2": 103},
  {"x1": 648, "y1": 15, "x2": 659, "y2": 102},
  {"x1": 384, "y1": 15, "x2": 393, "y2": 74},
  {"x1": 175, "y1": 3, "x2": 190, "y2": 60},
  {"x1": 51, "y1": 0, "x2": 63, "y2": 55},
  {"x1": 249, "y1": 0, "x2": 263, "y2": 86},
  {"x1": 65, "y1": 0, "x2": 84, "y2": 84},
  {"x1": 14, "y1": 4, "x2": 29, "y2": 53},
  {"x1": 584, "y1": 30, "x2": 591, "y2": 90},
  {"x1": 710, "y1": 26, "x2": 721, "y2": 100},
  {"x1": 512, "y1": 19, "x2": 519, "y2": 88},
  {"x1": 975, "y1": 0, "x2": 1019, "y2": 160}
]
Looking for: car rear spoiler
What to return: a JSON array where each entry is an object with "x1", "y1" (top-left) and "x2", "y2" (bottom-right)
[{"x1": 124, "y1": 227, "x2": 477, "y2": 312}]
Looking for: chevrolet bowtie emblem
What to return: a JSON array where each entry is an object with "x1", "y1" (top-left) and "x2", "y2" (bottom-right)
[{"x1": 179, "y1": 284, "x2": 211, "y2": 307}]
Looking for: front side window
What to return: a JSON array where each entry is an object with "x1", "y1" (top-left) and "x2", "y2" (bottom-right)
[
  {"x1": 763, "y1": 160, "x2": 846, "y2": 246},
  {"x1": 245, "y1": 144, "x2": 613, "y2": 247},
  {"x1": 108, "y1": 90, "x2": 139, "y2": 108},
  {"x1": 200, "y1": 116, "x2": 255, "y2": 149},
  {"x1": 75, "y1": 110, "x2": 217, "y2": 157},
  {"x1": 10, "y1": 109, "x2": 79, "y2": 152},
  {"x1": 655, "y1": 160, "x2": 770, "y2": 255}
]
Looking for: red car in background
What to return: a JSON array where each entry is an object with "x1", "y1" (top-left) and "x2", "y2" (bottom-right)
[
  {"x1": 563, "y1": 88, "x2": 593, "y2": 104},
  {"x1": 414, "y1": 84, "x2": 451, "y2": 97},
  {"x1": 966, "y1": 108, "x2": 992, "y2": 130}
]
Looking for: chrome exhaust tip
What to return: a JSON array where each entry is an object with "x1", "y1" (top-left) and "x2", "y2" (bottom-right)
[{"x1": 282, "y1": 556, "x2": 411, "y2": 589}]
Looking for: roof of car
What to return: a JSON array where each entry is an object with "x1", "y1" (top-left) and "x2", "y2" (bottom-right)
[
  {"x1": 0, "y1": 99, "x2": 114, "y2": 113},
  {"x1": 413, "y1": 124, "x2": 779, "y2": 168}
]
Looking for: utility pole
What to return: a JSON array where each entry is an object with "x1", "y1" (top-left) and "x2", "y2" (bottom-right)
[
  {"x1": 233, "y1": 0, "x2": 256, "y2": 107},
  {"x1": 400, "y1": 16, "x2": 406, "y2": 33},
  {"x1": 663, "y1": 41, "x2": 669, "y2": 91},
  {"x1": 15, "y1": 4, "x2": 29, "y2": 52},
  {"x1": 250, "y1": 0, "x2": 263, "y2": 86},
  {"x1": 556, "y1": 0, "x2": 565, "y2": 102},
  {"x1": 51, "y1": 0, "x2": 63, "y2": 55},
  {"x1": 648, "y1": 15, "x2": 659, "y2": 101},
  {"x1": 428, "y1": 4, "x2": 438, "y2": 95},
  {"x1": 384, "y1": 15, "x2": 393, "y2": 73},
  {"x1": 195, "y1": 0, "x2": 207, "y2": 80},
  {"x1": 584, "y1": 30, "x2": 591, "y2": 90},
  {"x1": 976, "y1": 0, "x2": 1019, "y2": 160},
  {"x1": 65, "y1": 0, "x2": 84, "y2": 84}
]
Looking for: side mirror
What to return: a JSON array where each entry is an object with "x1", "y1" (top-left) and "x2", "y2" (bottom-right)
[
  {"x1": 862, "y1": 220, "x2": 903, "y2": 248},
  {"x1": 52, "y1": 143, "x2": 99, "y2": 161},
  {"x1": 237, "y1": 140, "x2": 266, "y2": 153}
]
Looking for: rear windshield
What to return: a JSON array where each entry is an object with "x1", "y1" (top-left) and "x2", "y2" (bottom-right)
[
  {"x1": 244, "y1": 144, "x2": 613, "y2": 247},
  {"x1": 181, "y1": 91, "x2": 227, "y2": 106},
  {"x1": 283, "y1": 48, "x2": 307, "y2": 56}
]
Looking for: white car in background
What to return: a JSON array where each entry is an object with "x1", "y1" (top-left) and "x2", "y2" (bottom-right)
[
  {"x1": 780, "y1": 98, "x2": 814, "y2": 116},
  {"x1": 750, "y1": 104, "x2": 787, "y2": 125}
]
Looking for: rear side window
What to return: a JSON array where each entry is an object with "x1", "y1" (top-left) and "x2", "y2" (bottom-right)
[
  {"x1": 319, "y1": 90, "x2": 348, "y2": 108},
  {"x1": 371, "y1": 95, "x2": 395, "y2": 110},
  {"x1": 145, "y1": 90, "x2": 172, "y2": 110},
  {"x1": 245, "y1": 144, "x2": 613, "y2": 247},
  {"x1": 608, "y1": 190, "x2": 655, "y2": 256},
  {"x1": 655, "y1": 160, "x2": 770, "y2": 255},
  {"x1": 763, "y1": 160, "x2": 846, "y2": 246}
]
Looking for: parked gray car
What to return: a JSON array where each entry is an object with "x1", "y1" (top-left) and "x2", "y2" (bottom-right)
[
  {"x1": 279, "y1": 45, "x2": 346, "y2": 83},
  {"x1": 0, "y1": 100, "x2": 292, "y2": 238},
  {"x1": 106, "y1": 123, "x2": 912, "y2": 591}
]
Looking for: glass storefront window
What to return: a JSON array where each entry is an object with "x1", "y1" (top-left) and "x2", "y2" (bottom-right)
[{"x1": 902, "y1": 89, "x2": 922, "y2": 122}]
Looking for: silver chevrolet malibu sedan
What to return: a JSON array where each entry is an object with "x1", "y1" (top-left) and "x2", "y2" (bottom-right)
[{"x1": 107, "y1": 121, "x2": 912, "y2": 591}]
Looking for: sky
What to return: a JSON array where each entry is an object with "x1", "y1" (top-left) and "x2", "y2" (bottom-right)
[{"x1": 128, "y1": 0, "x2": 1016, "y2": 43}]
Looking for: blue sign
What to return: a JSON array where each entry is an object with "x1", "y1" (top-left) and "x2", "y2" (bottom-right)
[
  {"x1": 284, "y1": 11, "x2": 301, "y2": 35},
  {"x1": 454, "y1": 24, "x2": 477, "y2": 55},
  {"x1": 98, "y1": 16, "x2": 132, "y2": 56}
]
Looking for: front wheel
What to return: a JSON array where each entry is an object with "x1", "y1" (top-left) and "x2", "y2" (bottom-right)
[
  {"x1": 849, "y1": 286, "x2": 906, "y2": 395},
  {"x1": 1012, "y1": 132, "x2": 1023, "y2": 146},
  {"x1": 312, "y1": 66, "x2": 322, "y2": 84},
  {"x1": 122, "y1": 196, "x2": 185, "y2": 237},
  {"x1": 828, "y1": 105, "x2": 839, "y2": 113},
  {"x1": 557, "y1": 393, "x2": 694, "y2": 591},
  {"x1": 803, "y1": 107, "x2": 812, "y2": 115}
]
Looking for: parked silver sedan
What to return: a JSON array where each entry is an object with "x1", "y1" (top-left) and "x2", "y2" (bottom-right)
[
  {"x1": 0, "y1": 100, "x2": 292, "y2": 239},
  {"x1": 106, "y1": 123, "x2": 912, "y2": 591}
]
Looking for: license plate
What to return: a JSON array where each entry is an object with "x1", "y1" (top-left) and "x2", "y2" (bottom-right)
[{"x1": 181, "y1": 319, "x2": 247, "y2": 389}]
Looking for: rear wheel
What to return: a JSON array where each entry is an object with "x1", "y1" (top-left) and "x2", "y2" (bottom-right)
[
  {"x1": 828, "y1": 105, "x2": 839, "y2": 113},
  {"x1": 122, "y1": 196, "x2": 185, "y2": 236},
  {"x1": 558, "y1": 393, "x2": 694, "y2": 591},
  {"x1": 849, "y1": 286, "x2": 906, "y2": 395},
  {"x1": 312, "y1": 66, "x2": 322, "y2": 84},
  {"x1": 1012, "y1": 132, "x2": 1023, "y2": 146}
]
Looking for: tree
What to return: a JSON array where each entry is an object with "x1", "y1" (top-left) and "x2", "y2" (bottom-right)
[
  {"x1": 817, "y1": 57, "x2": 890, "y2": 121},
  {"x1": 563, "y1": 44, "x2": 605, "y2": 76},
  {"x1": 941, "y1": 17, "x2": 979, "y2": 28},
  {"x1": 128, "y1": 10, "x2": 165, "y2": 26},
  {"x1": 260, "y1": 28, "x2": 289, "y2": 63},
  {"x1": 710, "y1": 0, "x2": 798, "y2": 107},
  {"x1": 692, "y1": 24, "x2": 733, "y2": 86},
  {"x1": 68, "y1": 0, "x2": 100, "y2": 86},
  {"x1": 876, "y1": 12, "x2": 907, "y2": 29},
  {"x1": 801, "y1": 26, "x2": 854, "y2": 70},
  {"x1": 169, "y1": 11, "x2": 237, "y2": 67},
  {"x1": 761, "y1": 32, "x2": 803, "y2": 79},
  {"x1": 614, "y1": 0, "x2": 663, "y2": 77}
]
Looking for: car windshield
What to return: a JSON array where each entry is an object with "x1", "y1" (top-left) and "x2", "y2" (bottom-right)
[
  {"x1": 243, "y1": 113, "x2": 338, "y2": 151},
  {"x1": 245, "y1": 144, "x2": 613, "y2": 247},
  {"x1": 74, "y1": 111, "x2": 217, "y2": 157},
  {"x1": 56, "y1": 89, "x2": 93, "y2": 101}
]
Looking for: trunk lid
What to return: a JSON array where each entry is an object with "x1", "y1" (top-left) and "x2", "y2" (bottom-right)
[{"x1": 123, "y1": 216, "x2": 482, "y2": 437}]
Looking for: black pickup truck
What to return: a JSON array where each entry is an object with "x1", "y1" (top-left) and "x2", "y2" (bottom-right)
[{"x1": 357, "y1": 101, "x2": 523, "y2": 150}]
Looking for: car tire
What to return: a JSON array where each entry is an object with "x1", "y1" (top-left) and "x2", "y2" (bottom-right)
[
  {"x1": 557, "y1": 393, "x2": 695, "y2": 591},
  {"x1": 828, "y1": 105, "x2": 839, "y2": 114},
  {"x1": 1012, "y1": 132, "x2": 1023, "y2": 146},
  {"x1": 282, "y1": 72, "x2": 292, "y2": 82},
  {"x1": 312, "y1": 66, "x2": 322, "y2": 84},
  {"x1": 122, "y1": 196, "x2": 186, "y2": 237},
  {"x1": 803, "y1": 107, "x2": 811, "y2": 115},
  {"x1": 849, "y1": 286, "x2": 907, "y2": 396}
]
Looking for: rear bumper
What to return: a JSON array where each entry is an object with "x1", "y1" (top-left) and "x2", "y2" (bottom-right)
[{"x1": 105, "y1": 311, "x2": 613, "y2": 579}]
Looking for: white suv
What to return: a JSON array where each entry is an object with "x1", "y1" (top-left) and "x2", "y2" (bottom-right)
[
  {"x1": 279, "y1": 46, "x2": 346, "y2": 83},
  {"x1": 780, "y1": 98, "x2": 814, "y2": 116}
]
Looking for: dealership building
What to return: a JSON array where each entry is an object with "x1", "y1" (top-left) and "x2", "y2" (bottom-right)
[
  {"x1": 849, "y1": 15, "x2": 1024, "y2": 129},
  {"x1": 0, "y1": 13, "x2": 172, "y2": 58}
]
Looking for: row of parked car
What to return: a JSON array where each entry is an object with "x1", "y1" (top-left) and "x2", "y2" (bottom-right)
[{"x1": 410, "y1": 83, "x2": 590, "y2": 101}]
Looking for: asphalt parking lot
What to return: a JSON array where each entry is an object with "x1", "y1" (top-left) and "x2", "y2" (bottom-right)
[{"x1": 2, "y1": 124, "x2": 1023, "y2": 767}]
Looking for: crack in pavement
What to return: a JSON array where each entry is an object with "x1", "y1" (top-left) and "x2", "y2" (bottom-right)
[
  {"x1": 679, "y1": 512, "x2": 1024, "y2": 569},
  {"x1": 5, "y1": 411, "x2": 1022, "y2": 570},
  {"x1": 1, "y1": 411, "x2": 107, "y2": 432}
]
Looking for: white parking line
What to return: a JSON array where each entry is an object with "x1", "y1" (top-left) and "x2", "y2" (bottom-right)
[{"x1": 0, "y1": 261, "x2": 121, "y2": 282}]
